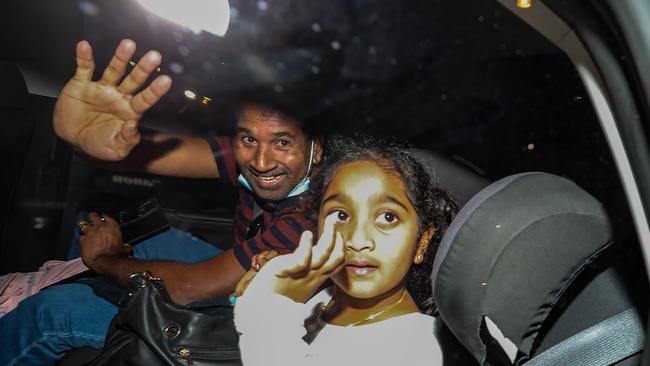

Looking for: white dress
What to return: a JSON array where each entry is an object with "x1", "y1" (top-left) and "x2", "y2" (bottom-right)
[{"x1": 234, "y1": 288, "x2": 443, "y2": 366}]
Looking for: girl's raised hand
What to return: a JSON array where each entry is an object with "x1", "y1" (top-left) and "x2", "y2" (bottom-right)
[{"x1": 242, "y1": 215, "x2": 345, "y2": 303}]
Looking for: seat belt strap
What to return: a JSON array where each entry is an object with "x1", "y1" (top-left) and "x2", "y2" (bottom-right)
[{"x1": 524, "y1": 308, "x2": 644, "y2": 366}]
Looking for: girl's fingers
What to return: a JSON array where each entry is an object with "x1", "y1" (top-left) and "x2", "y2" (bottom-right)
[
  {"x1": 311, "y1": 216, "x2": 339, "y2": 269},
  {"x1": 257, "y1": 250, "x2": 278, "y2": 269},
  {"x1": 235, "y1": 270, "x2": 257, "y2": 296},
  {"x1": 321, "y1": 232, "x2": 346, "y2": 275},
  {"x1": 277, "y1": 231, "x2": 313, "y2": 276}
]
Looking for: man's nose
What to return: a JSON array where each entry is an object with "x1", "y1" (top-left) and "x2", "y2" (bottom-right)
[
  {"x1": 344, "y1": 220, "x2": 374, "y2": 252},
  {"x1": 251, "y1": 144, "x2": 276, "y2": 172}
]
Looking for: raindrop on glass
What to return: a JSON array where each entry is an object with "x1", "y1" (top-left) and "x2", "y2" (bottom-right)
[
  {"x1": 202, "y1": 61, "x2": 213, "y2": 71},
  {"x1": 169, "y1": 62, "x2": 184, "y2": 74},
  {"x1": 79, "y1": 1, "x2": 99, "y2": 16},
  {"x1": 178, "y1": 46, "x2": 190, "y2": 56},
  {"x1": 257, "y1": 1, "x2": 269, "y2": 11}
]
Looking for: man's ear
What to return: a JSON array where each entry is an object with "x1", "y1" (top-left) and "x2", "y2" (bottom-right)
[
  {"x1": 414, "y1": 226, "x2": 435, "y2": 264},
  {"x1": 312, "y1": 137, "x2": 324, "y2": 165}
]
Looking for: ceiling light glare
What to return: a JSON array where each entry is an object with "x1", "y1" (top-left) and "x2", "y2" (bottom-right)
[
  {"x1": 516, "y1": 0, "x2": 532, "y2": 9},
  {"x1": 184, "y1": 90, "x2": 197, "y2": 100},
  {"x1": 135, "y1": 0, "x2": 230, "y2": 36}
]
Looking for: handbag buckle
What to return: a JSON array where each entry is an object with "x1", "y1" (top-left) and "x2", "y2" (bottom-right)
[{"x1": 162, "y1": 322, "x2": 181, "y2": 339}]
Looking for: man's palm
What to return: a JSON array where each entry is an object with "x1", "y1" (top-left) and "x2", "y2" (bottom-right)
[{"x1": 53, "y1": 39, "x2": 172, "y2": 161}]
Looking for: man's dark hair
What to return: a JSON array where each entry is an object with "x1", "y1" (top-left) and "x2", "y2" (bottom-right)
[
  {"x1": 310, "y1": 134, "x2": 458, "y2": 315},
  {"x1": 231, "y1": 87, "x2": 324, "y2": 141}
]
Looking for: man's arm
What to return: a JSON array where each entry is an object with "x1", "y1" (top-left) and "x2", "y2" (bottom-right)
[
  {"x1": 93, "y1": 249, "x2": 245, "y2": 304},
  {"x1": 54, "y1": 39, "x2": 222, "y2": 179},
  {"x1": 80, "y1": 131, "x2": 220, "y2": 178},
  {"x1": 80, "y1": 213, "x2": 245, "y2": 304}
]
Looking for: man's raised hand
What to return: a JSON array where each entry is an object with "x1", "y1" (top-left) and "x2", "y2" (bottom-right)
[{"x1": 53, "y1": 39, "x2": 172, "y2": 161}]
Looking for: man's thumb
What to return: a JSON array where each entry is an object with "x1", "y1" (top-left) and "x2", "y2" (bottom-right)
[{"x1": 121, "y1": 121, "x2": 141, "y2": 144}]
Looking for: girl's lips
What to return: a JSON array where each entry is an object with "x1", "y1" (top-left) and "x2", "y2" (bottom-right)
[
  {"x1": 346, "y1": 265, "x2": 377, "y2": 276},
  {"x1": 345, "y1": 260, "x2": 378, "y2": 276}
]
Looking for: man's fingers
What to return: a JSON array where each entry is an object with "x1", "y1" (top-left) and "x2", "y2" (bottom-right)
[
  {"x1": 129, "y1": 75, "x2": 172, "y2": 115},
  {"x1": 99, "y1": 39, "x2": 136, "y2": 86},
  {"x1": 120, "y1": 120, "x2": 142, "y2": 146},
  {"x1": 88, "y1": 212, "x2": 118, "y2": 229},
  {"x1": 117, "y1": 50, "x2": 163, "y2": 95},
  {"x1": 73, "y1": 40, "x2": 95, "y2": 82}
]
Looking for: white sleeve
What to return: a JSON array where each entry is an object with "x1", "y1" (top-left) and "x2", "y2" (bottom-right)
[{"x1": 234, "y1": 289, "x2": 312, "y2": 365}]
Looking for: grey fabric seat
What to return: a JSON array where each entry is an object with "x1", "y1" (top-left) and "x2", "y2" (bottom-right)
[{"x1": 431, "y1": 172, "x2": 647, "y2": 365}]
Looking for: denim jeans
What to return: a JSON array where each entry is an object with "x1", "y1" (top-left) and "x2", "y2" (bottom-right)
[{"x1": 0, "y1": 227, "x2": 223, "y2": 366}]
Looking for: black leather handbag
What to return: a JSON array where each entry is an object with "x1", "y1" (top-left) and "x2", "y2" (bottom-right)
[{"x1": 87, "y1": 272, "x2": 242, "y2": 366}]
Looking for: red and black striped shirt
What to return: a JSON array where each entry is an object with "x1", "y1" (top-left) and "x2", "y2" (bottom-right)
[{"x1": 209, "y1": 137, "x2": 315, "y2": 270}]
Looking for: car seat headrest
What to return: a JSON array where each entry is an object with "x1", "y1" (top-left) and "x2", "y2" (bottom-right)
[
  {"x1": 431, "y1": 172, "x2": 613, "y2": 364},
  {"x1": 409, "y1": 148, "x2": 490, "y2": 207}
]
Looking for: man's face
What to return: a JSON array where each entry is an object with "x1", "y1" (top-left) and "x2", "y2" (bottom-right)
[{"x1": 233, "y1": 104, "x2": 322, "y2": 201}]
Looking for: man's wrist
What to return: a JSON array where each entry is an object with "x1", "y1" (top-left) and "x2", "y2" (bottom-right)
[{"x1": 88, "y1": 254, "x2": 124, "y2": 275}]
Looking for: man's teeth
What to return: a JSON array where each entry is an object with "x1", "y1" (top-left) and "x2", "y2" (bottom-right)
[{"x1": 258, "y1": 176, "x2": 276, "y2": 181}]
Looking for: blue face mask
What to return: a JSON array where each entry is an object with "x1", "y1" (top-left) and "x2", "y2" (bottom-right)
[{"x1": 237, "y1": 140, "x2": 314, "y2": 199}]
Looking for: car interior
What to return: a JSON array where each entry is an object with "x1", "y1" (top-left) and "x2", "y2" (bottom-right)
[{"x1": 1, "y1": 0, "x2": 650, "y2": 365}]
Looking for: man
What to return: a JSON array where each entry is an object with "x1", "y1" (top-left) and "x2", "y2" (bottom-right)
[{"x1": 0, "y1": 39, "x2": 323, "y2": 366}]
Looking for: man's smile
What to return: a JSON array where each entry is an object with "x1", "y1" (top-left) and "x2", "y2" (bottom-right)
[{"x1": 248, "y1": 170, "x2": 289, "y2": 190}]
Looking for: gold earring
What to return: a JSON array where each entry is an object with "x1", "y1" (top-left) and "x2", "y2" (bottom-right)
[{"x1": 415, "y1": 254, "x2": 424, "y2": 264}]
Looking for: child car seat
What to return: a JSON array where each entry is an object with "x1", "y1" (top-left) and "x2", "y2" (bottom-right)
[{"x1": 432, "y1": 172, "x2": 647, "y2": 365}]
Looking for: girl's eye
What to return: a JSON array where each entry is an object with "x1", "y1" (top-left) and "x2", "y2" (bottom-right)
[
  {"x1": 337, "y1": 211, "x2": 349, "y2": 221},
  {"x1": 375, "y1": 212, "x2": 398, "y2": 225},
  {"x1": 325, "y1": 210, "x2": 349, "y2": 223}
]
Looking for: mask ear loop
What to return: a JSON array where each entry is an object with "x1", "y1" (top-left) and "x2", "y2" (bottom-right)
[{"x1": 304, "y1": 140, "x2": 315, "y2": 179}]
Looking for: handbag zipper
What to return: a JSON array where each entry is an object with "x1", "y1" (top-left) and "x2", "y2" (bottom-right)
[
  {"x1": 178, "y1": 348, "x2": 194, "y2": 366},
  {"x1": 176, "y1": 347, "x2": 241, "y2": 364}
]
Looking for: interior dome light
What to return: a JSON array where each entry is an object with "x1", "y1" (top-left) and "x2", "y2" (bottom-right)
[{"x1": 135, "y1": 0, "x2": 230, "y2": 36}]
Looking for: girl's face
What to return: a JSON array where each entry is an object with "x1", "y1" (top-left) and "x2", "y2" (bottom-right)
[{"x1": 319, "y1": 160, "x2": 426, "y2": 299}]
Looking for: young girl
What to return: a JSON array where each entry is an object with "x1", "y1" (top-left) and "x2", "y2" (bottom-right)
[{"x1": 234, "y1": 135, "x2": 457, "y2": 365}]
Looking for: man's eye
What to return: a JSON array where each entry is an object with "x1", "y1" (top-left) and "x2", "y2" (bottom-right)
[
  {"x1": 375, "y1": 212, "x2": 398, "y2": 225},
  {"x1": 276, "y1": 140, "x2": 290, "y2": 148},
  {"x1": 242, "y1": 136, "x2": 256, "y2": 144}
]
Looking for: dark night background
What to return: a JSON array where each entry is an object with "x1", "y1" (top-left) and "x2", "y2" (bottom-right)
[{"x1": 0, "y1": 0, "x2": 636, "y2": 270}]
